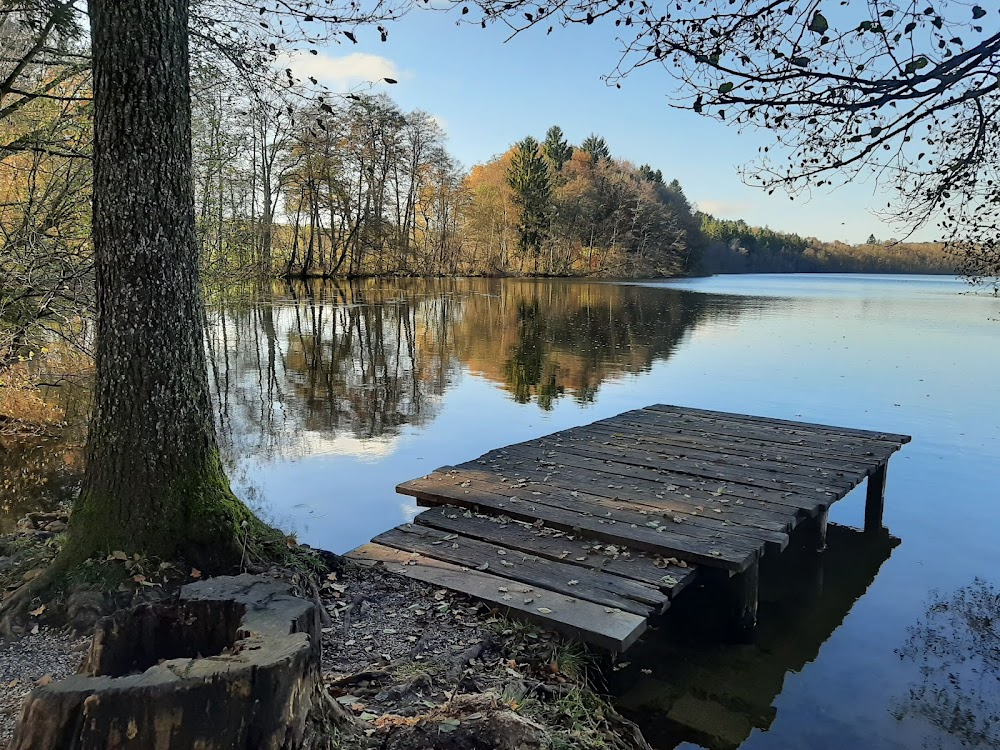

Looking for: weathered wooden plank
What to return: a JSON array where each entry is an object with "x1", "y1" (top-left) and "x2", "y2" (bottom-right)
[
  {"x1": 464, "y1": 464, "x2": 794, "y2": 531},
  {"x1": 374, "y1": 524, "x2": 670, "y2": 616},
  {"x1": 645, "y1": 404, "x2": 911, "y2": 445},
  {"x1": 529, "y1": 437, "x2": 858, "y2": 494},
  {"x1": 521, "y1": 434, "x2": 859, "y2": 495},
  {"x1": 430, "y1": 468, "x2": 785, "y2": 554},
  {"x1": 579, "y1": 422, "x2": 877, "y2": 476},
  {"x1": 346, "y1": 543, "x2": 649, "y2": 652},
  {"x1": 560, "y1": 424, "x2": 872, "y2": 481},
  {"x1": 475, "y1": 446, "x2": 827, "y2": 517},
  {"x1": 565, "y1": 429, "x2": 865, "y2": 482},
  {"x1": 443, "y1": 465, "x2": 794, "y2": 547},
  {"x1": 414, "y1": 507, "x2": 698, "y2": 598},
  {"x1": 487, "y1": 443, "x2": 841, "y2": 504},
  {"x1": 464, "y1": 456, "x2": 806, "y2": 528},
  {"x1": 639, "y1": 406, "x2": 909, "y2": 448},
  {"x1": 619, "y1": 409, "x2": 902, "y2": 461},
  {"x1": 433, "y1": 471, "x2": 771, "y2": 555},
  {"x1": 612, "y1": 408, "x2": 899, "y2": 458},
  {"x1": 595, "y1": 415, "x2": 892, "y2": 467},
  {"x1": 397, "y1": 474, "x2": 758, "y2": 571}
]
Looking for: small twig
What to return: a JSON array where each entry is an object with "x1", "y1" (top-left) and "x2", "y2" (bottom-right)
[
  {"x1": 239, "y1": 520, "x2": 249, "y2": 573},
  {"x1": 308, "y1": 576, "x2": 333, "y2": 629},
  {"x1": 327, "y1": 670, "x2": 391, "y2": 690},
  {"x1": 446, "y1": 635, "x2": 497, "y2": 681},
  {"x1": 341, "y1": 594, "x2": 367, "y2": 638}
]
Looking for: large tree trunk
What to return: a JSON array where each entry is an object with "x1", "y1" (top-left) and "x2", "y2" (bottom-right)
[{"x1": 65, "y1": 0, "x2": 263, "y2": 570}]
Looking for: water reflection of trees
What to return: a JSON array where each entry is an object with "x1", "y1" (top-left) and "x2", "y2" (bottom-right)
[
  {"x1": 205, "y1": 280, "x2": 463, "y2": 463},
  {"x1": 0, "y1": 435, "x2": 82, "y2": 533},
  {"x1": 1, "y1": 278, "x2": 753, "y2": 529},
  {"x1": 450, "y1": 279, "x2": 735, "y2": 410},
  {"x1": 892, "y1": 578, "x2": 1000, "y2": 749},
  {"x1": 205, "y1": 278, "x2": 747, "y2": 463}
]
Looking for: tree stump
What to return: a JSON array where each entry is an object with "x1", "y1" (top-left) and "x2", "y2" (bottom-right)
[{"x1": 9, "y1": 574, "x2": 347, "y2": 749}]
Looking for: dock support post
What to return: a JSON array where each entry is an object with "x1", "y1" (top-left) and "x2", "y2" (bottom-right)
[
  {"x1": 807, "y1": 508, "x2": 829, "y2": 551},
  {"x1": 865, "y1": 463, "x2": 888, "y2": 534},
  {"x1": 727, "y1": 559, "x2": 759, "y2": 643}
]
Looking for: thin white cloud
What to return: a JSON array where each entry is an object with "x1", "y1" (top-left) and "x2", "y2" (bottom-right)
[
  {"x1": 695, "y1": 199, "x2": 751, "y2": 217},
  {"x1": 430, "y1": 114, "x2": 449, "y2": 134},
  {"x1": 280, "y1": 51, "x2": 404, "y2": 91}
]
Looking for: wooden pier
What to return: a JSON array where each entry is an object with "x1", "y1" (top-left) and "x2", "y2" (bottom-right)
[{"x1": 347, "y1": 404, "x2": 910, "y2": 651}]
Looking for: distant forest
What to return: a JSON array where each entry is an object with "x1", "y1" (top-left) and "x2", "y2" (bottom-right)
[
  {"x1": 4, "y1": 76, "x2": 955, "y2": 303},
  {"x1": 187, "y1": 90, "x2": 957, "y2": 280},
  {"x1": 697, "y1": 215, "x2": 956, "y2": 276},
  {"x1": 188, "y1": 91, "x2": 704, "y2": 280}
]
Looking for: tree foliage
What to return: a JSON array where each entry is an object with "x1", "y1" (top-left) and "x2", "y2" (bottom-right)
[
  {"x1": 463, "y1": 0, "x2": 1000, "y2": 288},
  {"x1": 700, "y1": 213, "x2": 956, "y2": 274},
  {"x1": 506, "y1": 136, "x2": 552, "y2": 264},
  {"x1": 579, "y1": 133, "x2": 610, "y2": 163},
  {"x1": 0, "y1": 1, "x2": 91, "y2": 375},
  {"x1": 542, "y1": 125, "x2": 573, "y2": 172},
  {"x1": 467, "y1": 130, "x2": 704, "y2": 276}
]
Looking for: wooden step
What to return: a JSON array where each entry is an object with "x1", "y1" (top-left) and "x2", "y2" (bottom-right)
[
  {"x1": 346, "y1": 542, "x2": 649, "y2": 652},
  {"x1": 374, "y1": 523, "x2": 670, "y2": 616},
  {"x1": 398, "y1": 471, "x2": 760, "y2": 571},
  {"x1": 413, "y1": 506, "x2": 699, "y2": 598}
]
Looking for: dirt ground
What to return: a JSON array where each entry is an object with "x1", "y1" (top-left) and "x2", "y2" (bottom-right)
[{"x1": 318, "y1": 561, "x2": 649, "y2": 750}]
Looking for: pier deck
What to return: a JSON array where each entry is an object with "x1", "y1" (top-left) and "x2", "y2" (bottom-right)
[{"x1": 347, "y1": 404, "x2": 910, "y2": 651}]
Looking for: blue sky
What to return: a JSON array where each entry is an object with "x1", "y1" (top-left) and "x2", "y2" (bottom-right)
[{"x1": 292, "y1": 7, "x2": 924, "y2": 245}]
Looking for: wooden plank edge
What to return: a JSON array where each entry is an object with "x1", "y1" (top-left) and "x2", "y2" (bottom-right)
[
  {"x1": 345, "y1": 542, "x2": 649, "y2": 652},
  {"x1": 433, "y1": 464, "x2": 793, "y2": 554},
  {"x1": 412, "y1": 507, "x2": 699, "y2": 599},
  {"x1": 402, "y1": 483, "x2": 756, "y2": 572},
  {"x1": 372, "y1": 525, "x2": 667, "y2": 616},
  {"x1": 643, "y1": 404, "x2": 912, "y2": 446}
]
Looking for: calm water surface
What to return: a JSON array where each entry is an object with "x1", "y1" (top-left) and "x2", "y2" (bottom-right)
[{"x1": 6, "y1": 274, "x2": 999, "y2": 748}]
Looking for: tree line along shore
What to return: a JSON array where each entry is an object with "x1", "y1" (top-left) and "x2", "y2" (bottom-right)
[
  {"x1": 3, "y1": 79, "x2": 956, "y2": 387},
  {"x1": 4, "y1": 73, "x2": 959, "y2": 383}
]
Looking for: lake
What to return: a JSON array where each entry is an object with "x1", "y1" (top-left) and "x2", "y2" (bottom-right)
[{"x1": 4, "y1": 273, "x2": 999, "y2": 749}]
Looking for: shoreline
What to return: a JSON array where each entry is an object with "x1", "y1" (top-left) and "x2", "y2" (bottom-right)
[{"x1": 0, "y1": 521, "x2": 650, "y2": 750}]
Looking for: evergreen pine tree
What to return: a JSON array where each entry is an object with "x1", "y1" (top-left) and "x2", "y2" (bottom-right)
[
  {"x1": 542, "y1": 126, "x2": 573, "y2": 172},
  {"x1": 506, "y1": 137, "x2": 552, "y2": 270},
  {"x1": 580, "y1": 133, "x2": 610, "y2": 162}
]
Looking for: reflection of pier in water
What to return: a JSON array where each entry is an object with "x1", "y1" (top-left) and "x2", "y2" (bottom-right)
[{"x1": 612, "y1": 525, "x2": 899, "y2": 750}]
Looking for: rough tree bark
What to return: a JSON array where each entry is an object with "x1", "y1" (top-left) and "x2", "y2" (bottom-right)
[{"x1": 63, "y1": 0, "x2": 267, "y2": 570}]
